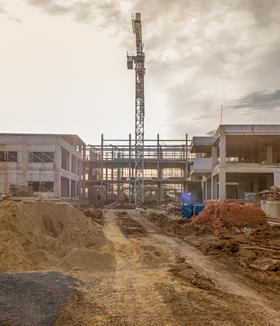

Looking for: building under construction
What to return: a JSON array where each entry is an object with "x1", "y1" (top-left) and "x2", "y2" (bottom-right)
[{"x1": 82, "y1": 134, "x2": 197, "y2": 205}]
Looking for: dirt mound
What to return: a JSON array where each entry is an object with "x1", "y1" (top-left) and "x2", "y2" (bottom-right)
[
  {"x1": 188, "y1": 201, "x2": 268, "y2": 232},
  {"x1": 0, "y1": 201, "x2": 116, "y2": 272}
]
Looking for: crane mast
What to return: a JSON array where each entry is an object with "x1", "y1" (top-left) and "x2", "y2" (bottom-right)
[{"x1": 127, "y1": 13, "x2": 145, "y2": 206}]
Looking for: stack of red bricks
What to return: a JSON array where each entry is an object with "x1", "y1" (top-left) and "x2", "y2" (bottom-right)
[{"x1": 192, "y1": 201, "x2": 267, "y2": 230}]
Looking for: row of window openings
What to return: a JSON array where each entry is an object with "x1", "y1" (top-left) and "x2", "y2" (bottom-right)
[
  {"x1": 0, "y1": 151, "x2": 80, "y2": 168},
  {"x1": 0, "y1": 151, "x2": 54, "y2": 163}
]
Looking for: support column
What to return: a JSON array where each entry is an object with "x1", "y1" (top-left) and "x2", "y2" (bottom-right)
[
  {"x1": 129, "y1": 134, "x2": 132, "y2": 204},
  {"x1": 266, "y1": 145, "x2": 273, "y2": 163},
  {"x1": 219, "y1": 133, "x2": 226, "y2": 165},
  {"x1": 212, "y1": 145, "x2": 218, "y2": 168},
  {"x1": 274, "y1": 172, "x2": 280, "y2": 186},
  {"x1": 100, "y1": 134, "x2": 104, "y2": 201},
  {"x1": 211, "y1": 175, "x2": 214, "y2": 199},
  {"x1": 253, "y1": 175, "x2": 259, "y2": 193},
  {"x1": 117, "y1": 152, "x2": 121, "y2": 197},
  {"x1": 219, "y1": 169, "x2": 226, "y2": 200}
]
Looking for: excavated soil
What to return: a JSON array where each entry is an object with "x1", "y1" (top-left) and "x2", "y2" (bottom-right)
[
  {"x1": 2, "y1": 205, "x2": 280, "y2": 325},
  {"x1": 55, "y1": 210, "x2": 280, "y2": 325},
  {"x1": 199, "y1": 225, "x2": 280, "y2": 291},
  {"x1": 0, "y1": 201, "x2": 115, "y2": 272}
]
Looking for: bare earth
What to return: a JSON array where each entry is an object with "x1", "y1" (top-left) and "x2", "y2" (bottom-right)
[{"x1": 57, "y1": 210, "x2": 280, "y2": 326}]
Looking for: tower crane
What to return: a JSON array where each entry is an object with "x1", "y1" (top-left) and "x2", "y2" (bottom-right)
[{"x1": 127, "y1": 13, "x2": 145, "y2": 206}]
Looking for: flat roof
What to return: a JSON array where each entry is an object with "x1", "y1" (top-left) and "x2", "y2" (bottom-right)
[
  {"x1": 190, "y1": 136, "x2": 212, "y2": 153},
  {"x1": 0, "y1": 133, "x2": 86, "y2": 147},
  {"x1": 213, "y1": 124, "x2": 280, "y2": 141}
]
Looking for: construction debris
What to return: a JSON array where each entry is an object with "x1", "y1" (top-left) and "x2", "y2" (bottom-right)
[
  {"x1": 256, "y1": 186, "x2": 280, "y2": 201},
  {"x1": 82, "y1": 207, "x2": 104, "y2": 225},
  {"x1": 188, "y1": 201, "x2": 268, "y2": 231},
  {"x1": 117, "y1": 215, "x2": 147, "y2": 238}
]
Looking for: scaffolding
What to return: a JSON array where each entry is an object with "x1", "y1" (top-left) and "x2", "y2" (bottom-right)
[{"x1": 83, "y1": 134, "x2": 191, "y2": 205}]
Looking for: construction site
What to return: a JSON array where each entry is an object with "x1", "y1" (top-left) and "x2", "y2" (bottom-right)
[{"x1": 1, "y1": 10, "x2": 280, "y2": 326}]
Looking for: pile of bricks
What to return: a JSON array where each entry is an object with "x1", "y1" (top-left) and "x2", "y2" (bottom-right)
[{"x1": 192, "y1": 201, "x2": 267, "y2": 230}]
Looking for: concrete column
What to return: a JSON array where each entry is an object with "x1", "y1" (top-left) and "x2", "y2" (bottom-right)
[
  {"x1": 207, "y1": 178, "x2": 211, "y2": 200},
  {"x1": 117, "y1": 152, "x2": 121, "y2": 197},
  {"x1": 212, "y1": 145, "x2": 218, "y2": 168},
  {"x1": 274, "y1": 172, "x2": 280, "y2": 186},
  {"x1": 219, "y1": 133, "x2": 226, "y2": 166},
  {"x1": 211, "y1": 175, "x2": 214, "y2": 199},
  {"x1": 21, "y1": 144, "x2": 28, "y2": 187},
  {"x1": 253, "y1": 175, "x2": 259, "y2": 193},
  {"x1": 266, "y1": 145, "x2": 273, "y2": 163},
  {"x1": 213, "y1": 175, "x2": 218, "y2": 199},
  {"x1": 219, "y1": 169, "x2": 226, "y2": 200},
  {"x1": 55, "y1": 146, "x2": 61, "y2": 197}
]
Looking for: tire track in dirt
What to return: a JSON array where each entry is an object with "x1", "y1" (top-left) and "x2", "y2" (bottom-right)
[
  {"x1": 63, "y1": 210, "x2": 280, "y2": 325},
  {"x1": 130, "y1": 211, "x2": 280, "y2": 325}
]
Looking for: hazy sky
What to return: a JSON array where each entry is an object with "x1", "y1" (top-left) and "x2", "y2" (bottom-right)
[{"x1": 1, "y1": 0, "x2": 280, "y2": 143}]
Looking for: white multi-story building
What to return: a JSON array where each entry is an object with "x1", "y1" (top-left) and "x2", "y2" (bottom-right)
[
  {"x1": 190, "y1": 125, "x2": 280, "y2": 201},
  {"x1": 0, "y1": 133, "x2": 85, "y2": 199}
]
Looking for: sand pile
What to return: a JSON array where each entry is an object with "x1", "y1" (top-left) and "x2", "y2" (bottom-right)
[
  {"x1": 188, "y1": 201, "x2": 267, "y2": 231},
  {"x1": 0, "y1": 201, "x2": 116, "y2": 272}
]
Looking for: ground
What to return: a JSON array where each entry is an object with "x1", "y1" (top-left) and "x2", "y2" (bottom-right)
[{"x1": 57, "y1": 209, "x2": 280, "y2": 326}]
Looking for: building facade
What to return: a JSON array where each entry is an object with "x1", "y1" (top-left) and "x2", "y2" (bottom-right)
[
  {"x1": 190, "y1": 125, "x2": 280, "y2": 201},
  {"x1": 0, "y1": 134, "x2": 84, "y2": 199}
]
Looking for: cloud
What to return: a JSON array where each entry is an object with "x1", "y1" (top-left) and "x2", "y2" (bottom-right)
[
  {"x1": 24, "y1": 0, "x2": 280, "y2": 136},
  {"x1": 227, "y1": 89, "x2": 280, "y2": 112},
  {"x1": 0, "y1": 1, "x2": 22, "y2": 23},
  {"x1": 25, "y1": 0, "x2": 126, "y2": 31},
  {"x1": 0, "y1": 1, "x2": 6, "y2": 14}
]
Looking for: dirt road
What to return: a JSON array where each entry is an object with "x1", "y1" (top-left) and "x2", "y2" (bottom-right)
[{"x1": 60, "y1": 210, "x2": 280, "y2": 325}]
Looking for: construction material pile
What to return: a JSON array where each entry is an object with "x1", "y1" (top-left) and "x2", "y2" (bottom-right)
[
  {"x1": 0, "y1": 201, "x2": 115, "y2": 272},
  {"x1": 188, "y1": 201, "x2": 268, "y2": 231},
  {"x1": 82, "y1": 207, "x2": 104, "y2": 225},
  {"x1": 104, "y1": 200, "x2": 135, "y2": 209},
  {"x1": 256, "y1": 186, "x2": 280, "y2": 201}
]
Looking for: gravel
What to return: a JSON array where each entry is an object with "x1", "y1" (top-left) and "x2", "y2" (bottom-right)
[{"x1": 0, "y1": 272, "x2": 79, "y2": 326}]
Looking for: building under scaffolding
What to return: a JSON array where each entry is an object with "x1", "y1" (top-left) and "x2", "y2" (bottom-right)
[{"x1": 83, "y1": 134, "x2": 195, "y2": 204}]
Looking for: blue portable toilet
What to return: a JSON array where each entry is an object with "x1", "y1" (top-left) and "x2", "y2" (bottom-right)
[
  {"x1": 193, "y1": 204, "x2": 204, "y2": 215},
  {"x1": 181, "y1": 203, "x2": 194, "y2": 219}
]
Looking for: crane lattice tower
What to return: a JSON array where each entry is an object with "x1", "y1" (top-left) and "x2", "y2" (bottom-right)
[{"x1": 127, "y1": 13, "x2": 145, "y2": 206}]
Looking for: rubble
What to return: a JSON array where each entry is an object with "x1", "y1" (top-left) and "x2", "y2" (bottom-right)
[
  {"x1": 188, "y1": 201, "x2": 268, "y2": 231},
  {"x1": 82, "y1": 207, "x2": 104, "y2": 225},
  {"x1": 256, "y1": 186, "x2": 280, "y2": 201},
  {"x1": 249, "y1": 258, "x2": 280, "y2": 272}
]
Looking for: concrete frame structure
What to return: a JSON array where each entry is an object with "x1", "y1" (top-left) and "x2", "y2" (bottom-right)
[
  {"x1": 190, "y1": 125, "x2": 280, "y2": 201},
  {"x1": 83, "y1": 134, "x2": 195, "y2": 204},
  {"x1": 0, "y1": 134, "x2": 84, "y2": 199}
]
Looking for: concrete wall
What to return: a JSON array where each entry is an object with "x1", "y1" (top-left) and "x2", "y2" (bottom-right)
[
  {"x1": 191, "y1": 125, "x2": 280, "y2": 200},
  {"x1": 0, "y1": 134, "x2": 82, "y2": 199}
]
